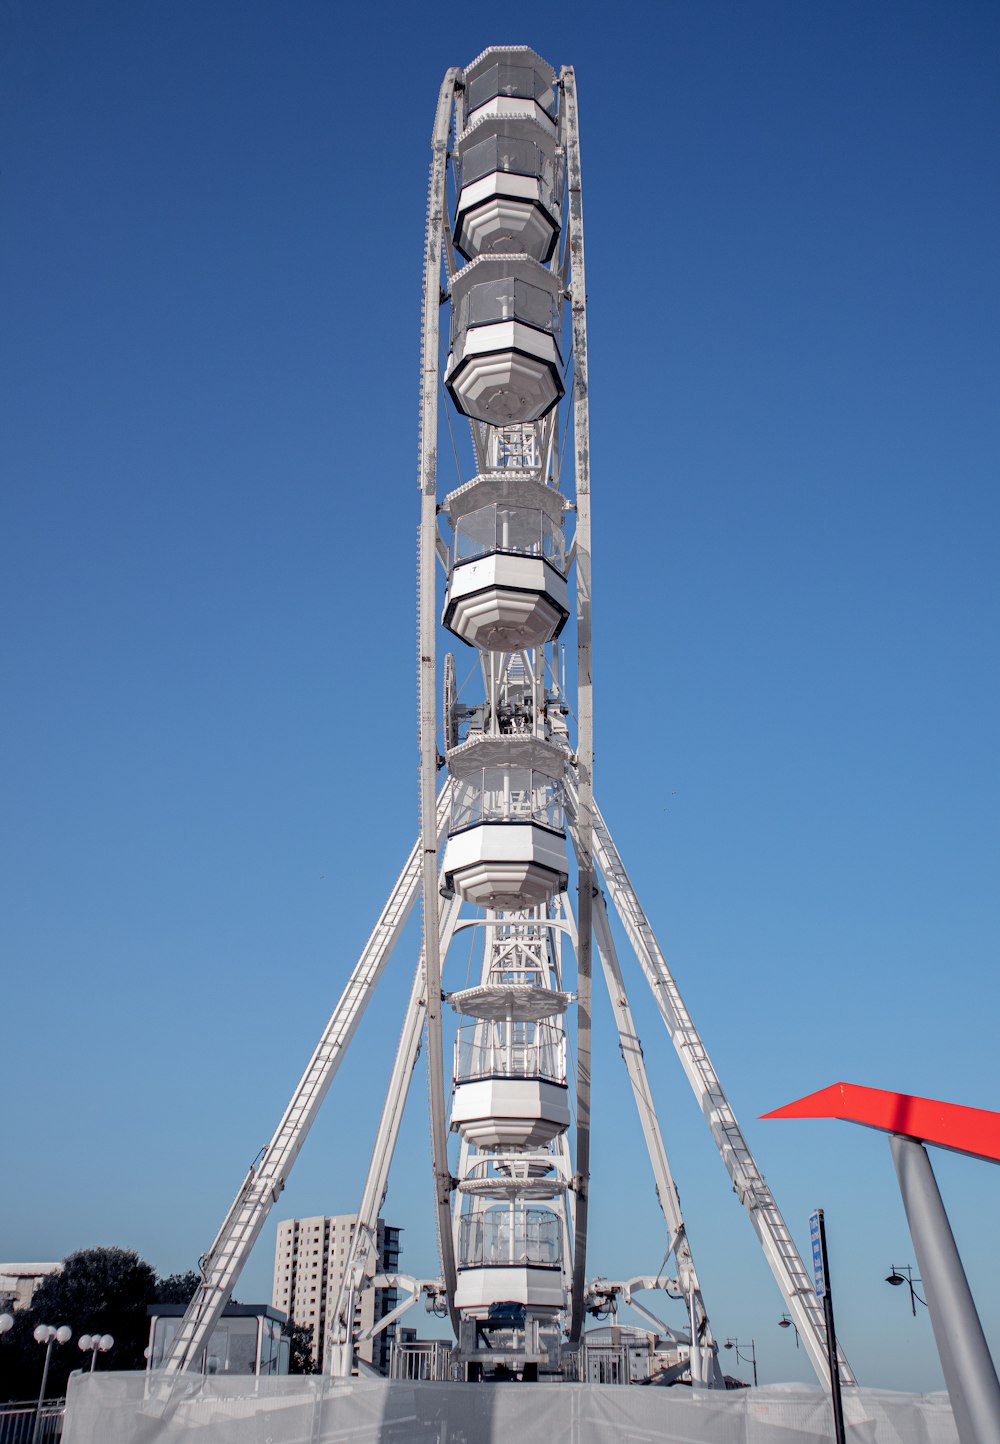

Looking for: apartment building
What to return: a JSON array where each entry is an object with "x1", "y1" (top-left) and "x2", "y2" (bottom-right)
[{"x1": 272, "y1": 1215, "x2": 401, "y2": 1374}]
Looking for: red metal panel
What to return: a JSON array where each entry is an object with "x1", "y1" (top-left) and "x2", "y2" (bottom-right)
[{"x1": 761, "y1": 1081, "x2": 1000, "y2": 1164}]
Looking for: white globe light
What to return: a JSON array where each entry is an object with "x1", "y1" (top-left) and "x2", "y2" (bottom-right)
[
  {"x1": 79, "y1": 1334, "x2": 93, "y2": 1351},
  {"x1": 0, "y1": 1313, "x2": 14, "y2": 1335},
  {"x1": 99, "y1": 1334, "x2": 114, "y2": 1352},
  {"x1": 55, "y1": 1325, "x2": 72, "y2": 1345},
  {"x1": 34, "y1": 1324, "x2": 52, "y2": 1344}
]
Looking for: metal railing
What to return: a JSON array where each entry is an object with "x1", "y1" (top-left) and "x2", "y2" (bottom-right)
[
  {"x1": 0, "y1": 1400, "x2": 64, "y2": 1444},
  {"x1": 451, "y1": 770, "x2": 564, "y2": 832},
  {"x1": 452, "y1": 502, "x2": 565, "y2": 571},
  {"x1": 454, "y1": 1020, "x2": 566, "y2": 1084},
  {"x1": 389, "y1": 1340, "x2": 452, "y2": 1381},
  {"x1": 458, "y1": 1207, "x2": 561, "y2": 1269}
]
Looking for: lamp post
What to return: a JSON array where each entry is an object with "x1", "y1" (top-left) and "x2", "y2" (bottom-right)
[
  {"x1": 78, "y1": 1333, "x2": 114, "y2": 1372},
  {"x1": 723, "y1": 1337, "x2": 758, "y2": 1386},
  {"x1": 32, "y1": 1324, "x2": 71, "y2": 1444},
  {"x1": 778, "y1": 1312, "x2": 799, "y2": 1347},
  {"x1": 885, "y1": 1263, "x2": 926, "y2": 1317}
]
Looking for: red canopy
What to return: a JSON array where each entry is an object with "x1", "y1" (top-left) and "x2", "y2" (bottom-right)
[{"x1": 761, "y1": 1081, "x2": 1000, "y2": 1165}]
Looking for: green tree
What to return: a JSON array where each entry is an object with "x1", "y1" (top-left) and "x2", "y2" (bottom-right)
[
  {"x1": 153, "y1": 1271, "x2": 201, "y2": 1305},
  {"x1": 283, "y1": 1322, "x2": 319, "y2": 1375},
  {"x1": 0, "y1": 1308, "x2": 43, "y2": 1404},
  {"x1": 16, "y1": 1247, "x2": 157, "y2": 1398}
]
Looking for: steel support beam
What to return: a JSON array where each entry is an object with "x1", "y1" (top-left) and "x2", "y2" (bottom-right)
[
  {"x1": 890, "y1": 1134, "x2": 1000, "y2": 1444},
  {"x1": 328, "y1": 891, "x2": 462, "y2": 1375},
  {"x1": 591, "y1": 890, "x2": 723, "y2": 1387},
  {"x1": 560, "y1": 61, "x2": 594, "y2": 1350},
  {"x1": 575, "y1": 783, "x2": 856, "y2": 1388},
  {"x1": 417, "y1": 67, "x2": 461, "y2": 1335},
  {"x1": 158, "y1": 785, "x2": 453, "y2": 1379}
]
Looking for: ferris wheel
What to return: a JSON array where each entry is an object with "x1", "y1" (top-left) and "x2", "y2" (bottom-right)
[{"x1": 158, "y1": 45, "x2": 855, "y2": 1392}]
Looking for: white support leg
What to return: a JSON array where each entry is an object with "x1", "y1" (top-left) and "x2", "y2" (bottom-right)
[
  {"x1": 328, "y1": 892, "x2": 462, "y2": 1375},
  {"x1": 560, "y1": 62, "x2": 594, "y2": 1348},
  {"x1": 580, "y1": 785, "x2": 856, "y2": 1389},
  {"x1": 417, "y1": 66, "x2": 461, "y2": 1336},
  {"x1": 158, "y1": 784, "x2": 454, "y2": 1380},
  {"x1": 590, "y1": 889, "x2": 723, "y2": 1388}
]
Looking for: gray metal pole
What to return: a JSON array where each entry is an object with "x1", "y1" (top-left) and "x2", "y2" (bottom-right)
[
  {"x1": 890, "y1": 1134, "x2": 1000, "y2": 1444},
  {"x1": 31, "y1": 1340, "x2": 54, "y2": 1444}
]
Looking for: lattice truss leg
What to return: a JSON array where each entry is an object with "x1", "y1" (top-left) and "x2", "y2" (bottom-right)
[{"x1": 159, "y1": 47, "x2": 852, "y2": 1396}]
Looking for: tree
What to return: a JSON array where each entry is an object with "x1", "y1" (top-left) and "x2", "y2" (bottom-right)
[
  {"x1": 0, "y1": 1308, "x2": 43, "y2": 1404},
  {"x1": 1, "y1": 1247, "x2": 158, "y2": 1401},
  {"x1": 153, "y1": 1271, "x2": 201, "y2": 1305},
  {"x1": 283, "y1": 1322, "x2": 319, "y2": 1375}
]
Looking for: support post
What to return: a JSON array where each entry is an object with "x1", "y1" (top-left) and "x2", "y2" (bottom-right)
[
  {"x1": 581, "y1": 784, "x2": 855, "y2": 1388},
  {"x1": 416, "y1": 67, "x2": 460, "y2": 1334},
  {"x1": 560, "y1": 61, "x2": 594, "y2": 1350},
  {"x1": 890, "y1": 1134, "x2": 1000, "y2": 1444},
  {"x1": 328, "y1": 894, "x2": 461, "y2": 1374},
  {"x1": 811, "y1": 1208, "x2": 847, "y2": 1444},
  {"x1": 158, "y1": 786, "x2": 453, "y2": 1380},
  {"x1": 589, "y1": 888, "x2": 722, "y2": 1386}
]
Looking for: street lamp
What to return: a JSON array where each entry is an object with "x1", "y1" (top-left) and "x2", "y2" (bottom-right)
[
  {"x1": 78, "y1": 1333, "x2": 114, "y2": 1372},
  {"x1": 723, "y1": 1336, "x2": 758, "y2": 1387},
  {"x1": 778, "y1": 1312, "x2": 799, "y2": 1347},
  {"x1": 31, "y1": 1324, "x2": 72, "y2": 1444},
  {"x1": 885, "y1": 1263, "x2": 926, "y2": 1317},
  {"x1": 0, "y1": 1313, "x2": 14, "y2": 1337}
]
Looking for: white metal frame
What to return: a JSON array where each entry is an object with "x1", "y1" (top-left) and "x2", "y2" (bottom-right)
[
  {"x1": 158, "y1": 49, "x2": 853, "y2": 1397},
  {"x1": 158, "y1": 785, "x2": 453, "y2": 1378}
]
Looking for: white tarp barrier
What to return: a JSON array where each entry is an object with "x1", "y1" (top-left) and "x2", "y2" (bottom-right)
[{"x1": 62, "y1": 1371, "x2": 959, "y2": 1444}]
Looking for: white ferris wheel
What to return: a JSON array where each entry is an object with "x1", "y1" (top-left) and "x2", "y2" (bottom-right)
[{"x1": 159, "y1": 45, "x2": 855, "y2": 1392}]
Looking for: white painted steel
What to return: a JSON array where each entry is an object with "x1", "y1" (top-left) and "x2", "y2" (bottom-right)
[
  {"x1": 560, "y1": 63, "x2": 595, "y2": 1348},
  {"x1": 461, "y1": 173, "x2": 540, "y2": 208},
  {"x1": 449, "y1": 983, "x2": 573, "y2": 1021},
  {"x1": 444, "y1": 554, "x2": 569, "y2": 651},
  {"x1": 442, "y1": 470, "x2": 565, "y2": 520},
  {"x1": 446, "y1": 331, "x2": 563, "y2": 425},
  {"x1": 465, "y1": 97, "x2": 557, "y2": 138},
  {"x1": 451, "y1": 1077, "x2": 571, "y2": 1149},
  {"x1": 454, "y1": 1267, "x2": 564, "y2": 1312},
  {"x1": 327, "y1": 891, "x2": 462, "y2": 1375},
  {"x1": 158, "y1": 784, "x2": 455, "y2": 1378},
  {"x1": 443, "y1": 823, "x2": 568, "y2": 908},
  {"x1": 417, "y1": 67, "x2": 462, "y2": 1336},
  {"x1": 148, "y1": 44, "x2": 850, "y2": 1402},
  {"x1": 579, "y1": 784, "x2": 857, "y2": 1388},
  {"x1": 446, "y1": 734, "x2": 568, "y2": 779},
  {"x1": 589, "y1": 891, "x2": 723, "y2": 1388}
]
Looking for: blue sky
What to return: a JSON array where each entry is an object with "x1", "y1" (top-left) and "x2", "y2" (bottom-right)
[{"x1": 2, "y1": 0, "x2": 998, "y2": 1393}]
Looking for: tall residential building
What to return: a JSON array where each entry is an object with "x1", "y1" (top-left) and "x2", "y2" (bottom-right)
[{"x1": 272, "y1": 1215, "x2": 401, "y2": 1375}]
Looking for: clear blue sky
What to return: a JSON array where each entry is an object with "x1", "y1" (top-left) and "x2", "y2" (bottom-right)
[{"x1": 2, "y1": 0, "x2": 998, "y2": 1394}]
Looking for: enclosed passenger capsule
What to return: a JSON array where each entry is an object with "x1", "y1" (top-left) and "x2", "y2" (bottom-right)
[
  {"x1": 449, "y1": 983, "x2": 571, "y2": 1150},
  {"x1": 462, "y1": 47, "x2": 558, "y2": 137},
  {"x1": 443, "y1": 736, "x2": 568, "y2": 908},
  {"x1": 443, "y1": 473, "x2": 569, "y2": 652},
  {"x1": 454, "y1": 1204, "x2": 563, "y2": 1313},
  {"x1": 454, "y1": 118, "x2": 561, "y2": 263},
  {"x1": 445, "y1": 255, "x2": 564, "y2": 424}
]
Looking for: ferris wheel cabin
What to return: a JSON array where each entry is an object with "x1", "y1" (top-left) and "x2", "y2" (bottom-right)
[
  {"x1": 442, "y1": 472, "x2": 570, "y2": 652},
  {"x1": 444, "y1": 254, "x2": 565, "y2": 424},
  {"x1": 449, "y1": 983, "x2": 572, "y2": 1150},
  {"x1": 454, "y1": 120, "x2": 561, "y2": 264},
  {"x1": 443, "y1": 735, "x2": 569, "y2": 909}
]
